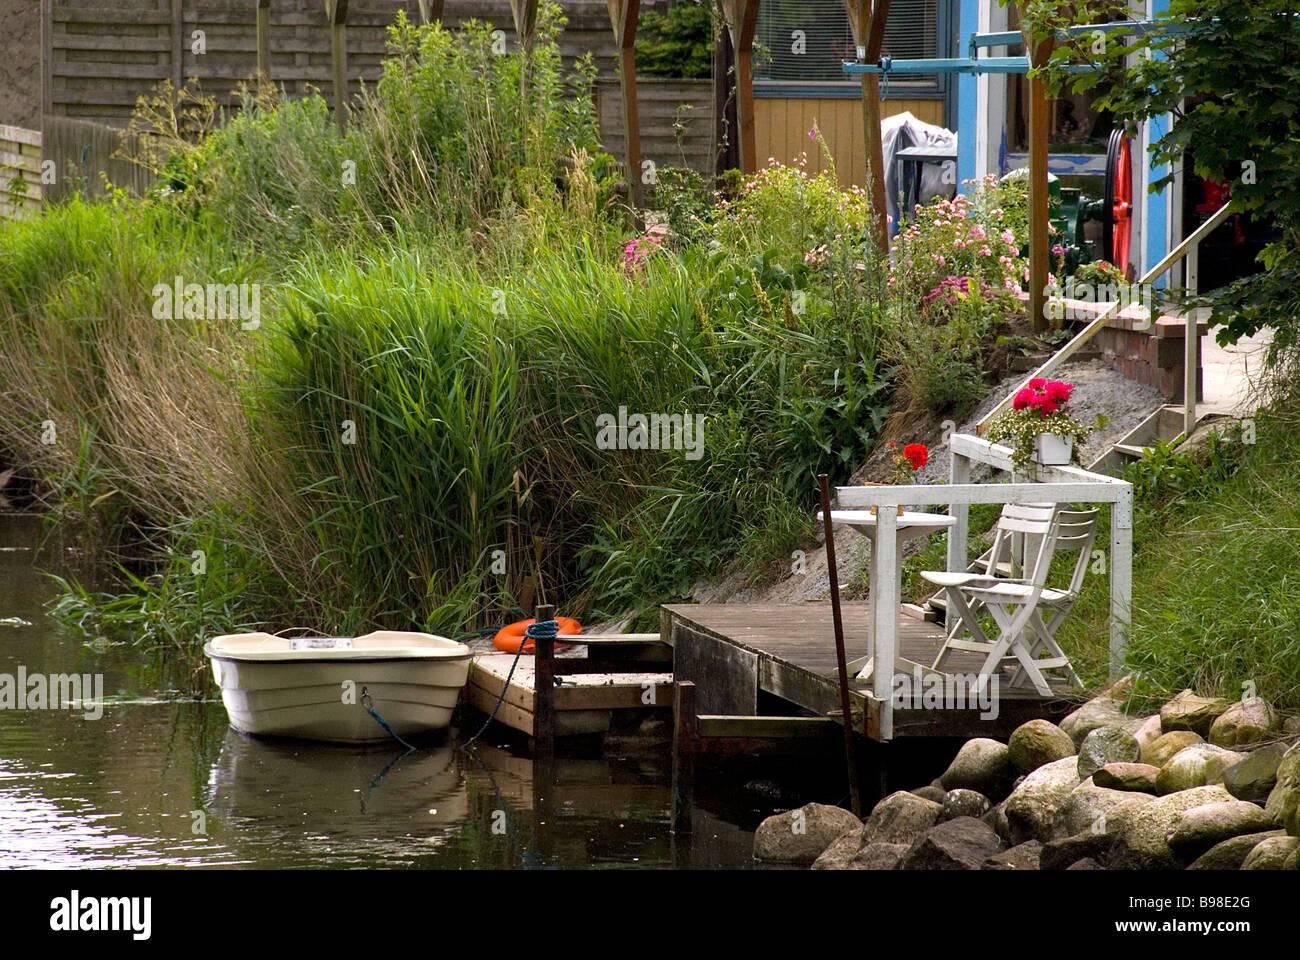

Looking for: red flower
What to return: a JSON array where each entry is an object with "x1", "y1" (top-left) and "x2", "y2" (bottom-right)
[
  {"x1": 1012, "y1": 388, "x2": 1035, "y2": 411},
  {"x1": 1027, "y1": 378, "x2": 1046, "y2": 390},
  {"x1": 903, "y1": 443, "x2": 928, "y2": 470},
  {"x1": 1045, "y1": 380, "x2": 1073, "y2": 403}
]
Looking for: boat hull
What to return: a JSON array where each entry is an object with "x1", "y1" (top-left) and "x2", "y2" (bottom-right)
[{"x1": 204, "y1": 632, "x2": 472, "y2": 744}]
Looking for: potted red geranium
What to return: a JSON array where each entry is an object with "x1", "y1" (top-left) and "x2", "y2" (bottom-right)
[{"x1": 986, "y1": 379, "x2": 1103, "y2": 472}]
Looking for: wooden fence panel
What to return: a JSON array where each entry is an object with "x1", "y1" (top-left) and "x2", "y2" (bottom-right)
[
  {"x1": 597, "y1": 78, "x2": 714, "y2": 176},
  {"x1": 0, "y1": 125, "x2": 44, "y2": 221},
  {"x1": 42, "y1": 1, "x2": 630, "y2": 127},
  {"x1": 40, "y1": 115, "x2": 155, "y2": 205}
]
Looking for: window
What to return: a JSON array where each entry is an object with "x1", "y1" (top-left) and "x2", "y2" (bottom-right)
[{"x1": 754, "y1": 0, "x2": 944, "y2": 96}]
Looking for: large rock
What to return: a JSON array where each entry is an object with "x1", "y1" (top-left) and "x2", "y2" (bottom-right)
[
  {"x1": 1240, "y1": 836, "x2": 1299, "y2": 870},
  {"x1": 849, "y1": 842, "x2": 909, "y2": 870},
  {"x1": 1003, "y1": 757, "x2": 1083, "y2": 844},
  {"x1": 897, "y1": 817, "x2": 1003, "y2": 871},
  {"x1": 811, "y1": 825, "x2": 867, "y2": 870},
  {"x1": 1077, "y1": 725, "x2": 1141, "y2": 779},
  {"x1": 861, "y1": 791, "x2": 942, "y2": 846},
  {"x1": 1223, "y1": 743, "x2": 1289, "y2": 804},
  {"x1": 981, "y1": 840, "x2": 1042, "y2": 870},
  {"x1": 1066, "y1": 857, "x2": 1103, "y2": 870},
  {"x1": 1264, "y1": 743, "x2": 1300, "y2": 837},
  {"x1": 1008, "y1": 719, "x2": 1075, "y2": 773},
  {"x1": 1061, "y1": 698, "x2": 1141, "y2": 747},
  {"x1": 1040, "y1": 830, "x2": 1114, "y2": 870},
  {"x1": 1109, "y1": 785, "x2": 1236, "y2": 869},
  {"x1": 1166, "y1": 801, "x2": 1277, "y2": 860},
  {"x1": 753, "y1": 803, "x2": 861, "y2": 862},
  {"x1": 1132, "y1": 714, "x2": 1164, "y2": 759},
  {"x1": 1093, "y1": 762, "x2": 1160, "y2": 793},
  {"x1": 910, "y1": 785, "x2": 947, "y2": 804},
  {"x1": 1051, "y1": 781, "x2": 1155, "y2": 840},
  {"x1": 1142, "y1": 730, "x2": 1203, "y2": 768},
  {"x1": 1155, "y1": 743, "x2": 1244, "y2": 794},
  {"x1": 1209, "y1": 698, "x2": 1281, "y2": 748},
  {"x1": 1160, "y1": 689, "x2": 1233, "y2": 737},
  {"x1": 939, "y1": 738, "x2": 1016, "y2": 800},
  {"x1": 982, "y1": 800, "x2": 1011, "y2": 843},
  {"x1": 1187, "y1": 831, "x2": 1285, "y2": 870},
  {"x1": 940, "y1": 789, "x2": 991, "y2": 822}
]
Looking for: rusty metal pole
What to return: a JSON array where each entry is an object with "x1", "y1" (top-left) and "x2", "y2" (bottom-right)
[{"x1": 819, "y1": 473, "x2": 862, "y2": 817}]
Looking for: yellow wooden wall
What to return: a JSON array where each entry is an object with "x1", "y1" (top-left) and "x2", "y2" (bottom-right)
[{"x1": 755, "y1": 97, "x2": 945, "y2": 189}]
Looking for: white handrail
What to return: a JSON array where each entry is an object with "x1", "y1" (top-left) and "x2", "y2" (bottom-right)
[{"x1": 977, "y1": 201, "x2": 1235, "y2": 436}]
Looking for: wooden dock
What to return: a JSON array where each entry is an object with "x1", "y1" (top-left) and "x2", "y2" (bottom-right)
[
  {"x1": 464, "y1": 637, "x2": 673, "y2": 739},
  {"x1": 663, "y1": 603, "x2": 1077, "y2": 741}
]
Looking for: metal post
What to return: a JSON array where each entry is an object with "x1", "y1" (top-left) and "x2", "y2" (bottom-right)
[{"x1": 1184, "y1": 241, "x2": 1199, "y2": 436}]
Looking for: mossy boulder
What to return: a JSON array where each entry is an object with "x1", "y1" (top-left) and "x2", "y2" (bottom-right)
[
  {"x1": 1166, "y1": 801, "x2": 1277, "y2": 860},
  {"x1": 1008, "y1": 719, "x2": 1075, "y2": 773},
  {"x1": 1110, "y1": 785, "x2": 1236, "y2": 869},
  {"x1": 1264, "y1": 743, "x2": 1300, "y2": 837},
  {"x1": 1240, "y1": 836, "x2": 1299, "y2": 869},
  {"x1": 1223, "y1": 743, "x2": 1289, "y2": 804},
  {"x1": 753, "y1": 803, "x2": 861, "y2": 862},
  {"x1": 1077, "y1": 725, "x2": 1141, "y2": 779},
  {"x1": 939, "y1": 738, "x2": 1016, "y2": 800},
  {"x1": 1155, "y1": 743, "x2": 1244, "y2": 795},
  {"x1": 1093, "y1": 762, "x2": 1160, "y2": 793},
  {"x1": 1003, "y1": 756, "x2": 1083, "y2": 844},
  {"x1": 1208, "y1": 698, "x2": 1281, "y2": 748},
  {"x1": 1160, "y1": 689, "x2": 1233, "y2": 737},
  {"x1": 1142, "y1": 730, "x2": 1203, "y2": 768},
  {"x1": 861, "y1": 791, "x2": 942, "y2": 846}
]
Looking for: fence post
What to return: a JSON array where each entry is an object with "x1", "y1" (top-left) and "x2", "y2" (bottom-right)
[
  {"x1": 256, "y1": 1, "x2": 272, "y2": 82},
  {"x1": 324, "y1": 0, "x2": 349, "y2": 129},
  {"x1": 948, "y1": 448, "x2": 970, "y2": 575}
]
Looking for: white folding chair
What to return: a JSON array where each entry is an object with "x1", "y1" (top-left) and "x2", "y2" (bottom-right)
[
  {"x1": 941, "y1": 508, "x2": 1099, "y2": 696},
  {"x1": 921, "y1": 502, "x2": 1056, "y2": 658}
]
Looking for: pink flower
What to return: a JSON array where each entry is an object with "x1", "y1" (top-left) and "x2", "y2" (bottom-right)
[{"x1": 1001, "y1": 230, "x2": 1015, "y2": 245}]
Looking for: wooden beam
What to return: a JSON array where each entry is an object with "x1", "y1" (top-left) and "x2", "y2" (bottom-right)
[
  {"x1": 324, "y1": 0, "x2": 348, "y2": 129},
  {"x1": 40, "y1": 0, "x2": 53, "y2": 119},
  {"x1": 416, "y1": 0, "x2": 444, "y2": 24},
  {"x1": 533, "y1": 603, "x2": 556, "y2": 760},
  {"x1": 671, "y1": 681, "x2": 697, "y2": 834},
  {"x1": 844, "y1": 0, "x2": 892, "y2": 252},
  {"x1": 712, "y1": 20, "x2": 739, "y2": 174},
  {"x1": 172, "y1": 0, "x2": 183, "y2": 91},
  {"x1": 1026, "y1": 30, "x2": 1055, "y2": 330},
  {"x1": 607, "y1": 0, "x2": 642, "y2": 205},
  {"x1": 721, "y1": 1, "x2": 760, "y2": 174},
  {"x1": 256, "y1": 1, "x2": 271, "y2": 83}
]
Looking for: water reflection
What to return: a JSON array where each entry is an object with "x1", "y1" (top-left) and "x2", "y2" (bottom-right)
[{"x1": 0, "y1": 514, "x2": 765, "y2": 869}]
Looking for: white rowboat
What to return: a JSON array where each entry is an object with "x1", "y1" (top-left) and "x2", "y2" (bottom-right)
[{"x1": 204, "y1": 631, "x2": 472, "y2": 744}]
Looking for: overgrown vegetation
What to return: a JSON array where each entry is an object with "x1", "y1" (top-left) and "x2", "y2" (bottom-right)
[{"x1": 0, "y1": 7, "x2": 902, "y2": 678}]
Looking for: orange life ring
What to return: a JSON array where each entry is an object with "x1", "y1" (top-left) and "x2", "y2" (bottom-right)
[{"x1": 492, "y1": 616, "x2": 582, "y2": 654}]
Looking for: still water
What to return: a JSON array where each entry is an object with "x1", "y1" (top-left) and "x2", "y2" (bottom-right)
[{"x1": 0, "y1": 516, "x2": 772, "y2": 869}]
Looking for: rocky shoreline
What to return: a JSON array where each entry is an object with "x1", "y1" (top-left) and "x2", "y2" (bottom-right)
[{"x1": 753, "y1": 680, "x2": 1300, "y2": 870}]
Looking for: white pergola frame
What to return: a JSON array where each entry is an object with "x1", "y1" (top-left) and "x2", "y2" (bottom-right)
[{"x1": 835, "y1": 432, "x2": 1133, "y2": 739}]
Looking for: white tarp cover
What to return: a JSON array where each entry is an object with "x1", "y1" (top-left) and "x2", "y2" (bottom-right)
[{"x1": 882, "y1": 111, "x2": 958, "y2": 234}]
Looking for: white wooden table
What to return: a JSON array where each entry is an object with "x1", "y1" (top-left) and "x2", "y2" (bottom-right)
[{"x1": 818, "y1": 509, "x2": 955, "y2": 682}]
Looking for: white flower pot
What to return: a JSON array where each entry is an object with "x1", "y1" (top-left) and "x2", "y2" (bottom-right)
[{"x1": 1034, "y1": 432, "x2": 1074, "y2": 465}]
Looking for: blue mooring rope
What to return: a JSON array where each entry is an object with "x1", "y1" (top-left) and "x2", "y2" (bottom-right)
[
  {"x1": 459, "y1": 617, "x2": 560, "y2": 750},
  {"x1": 361, "y1": 686, "x2": 417, "y2": 751}
]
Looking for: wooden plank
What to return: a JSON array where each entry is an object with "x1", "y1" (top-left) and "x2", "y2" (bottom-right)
[
  {"x1": 672, "y1": 621, "x2": 757, "y2": 715},
  {"x1": 696, "y1": 715, "x2": 838, "y2": 739}
]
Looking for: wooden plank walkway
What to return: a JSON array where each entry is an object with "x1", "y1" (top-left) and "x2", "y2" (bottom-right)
[
  {"x1": 465, "y1": 654, "x2": 673, "y2": 738},
  {"x1": 663, "y1": 603, "x2": 1078, "y2": 741}
]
